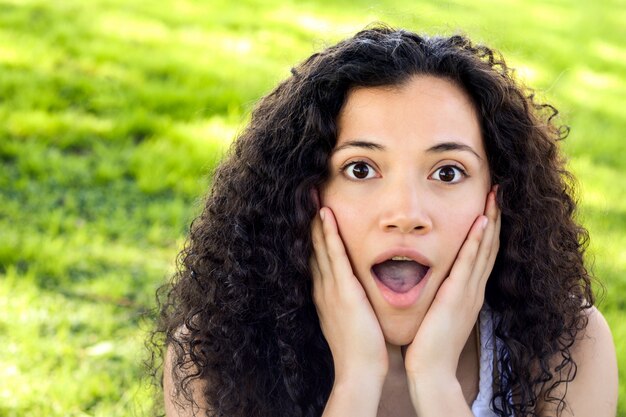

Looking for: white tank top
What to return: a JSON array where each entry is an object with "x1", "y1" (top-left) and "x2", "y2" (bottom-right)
[{"x1": 470, "y1": 304, "x2": 509, "y2": 417}]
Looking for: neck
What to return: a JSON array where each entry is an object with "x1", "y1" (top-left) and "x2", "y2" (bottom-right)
[
  {"x1": 378, "y1": 343, "x2": 417, "y2": 417},
  {"x1": 386, "y1": 342, "x2": 406, "y2": 376},
  {"x1": 379, "y1": 325, "x2": 480, "y2": 415}
]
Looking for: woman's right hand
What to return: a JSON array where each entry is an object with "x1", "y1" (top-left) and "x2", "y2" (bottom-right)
[{"x1": 310, "y1": 206, "x2": 389, "y2": 385}]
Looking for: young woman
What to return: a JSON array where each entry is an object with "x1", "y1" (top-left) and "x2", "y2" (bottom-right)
[{"x1": 154, "y1": 26, "x2": 617, "y2": 417}]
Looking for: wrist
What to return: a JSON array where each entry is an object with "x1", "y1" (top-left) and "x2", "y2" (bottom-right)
[
  {"x1": 323, "y1": 374, "x2": 385, "y2": 417},
  {"x1": 334, "y1": 359, "x2": 388, "y2": 384},
  {"x1": 407, "y1": 373, "x2": 464, "y2": 413},
  {"x1": 334, "y1": 367, "x2": 387, "y2": 389}
]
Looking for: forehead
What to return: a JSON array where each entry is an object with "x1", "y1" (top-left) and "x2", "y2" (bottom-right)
[{"x1": 336, "y1": 76, "x2": 483, "y2": 152}]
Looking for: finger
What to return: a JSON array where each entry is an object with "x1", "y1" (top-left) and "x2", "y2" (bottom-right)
[
  {"x1": 311, "y1": 211, "x2": 334, "y2": 286},
  {"x1": 447, "y1": 187, "x2": 497, "y2": 293},
  {"x1": 481, "y1": 187, "x2": 501, "y2": 263},
  {"x1": 309, "y1": 253, "x2": 321, "y2": 283},
  {"x1": 484, "y1": 191, "x2": 501, "y2": 267},
  {"x1": 492, "y1": 207, "x2": 501, "y2": 257},
  {"x1": 320, "y1": 207, "x2": 355, "y2": 286},
  {"x1": 444, "y1": 188, "x2": 498, "y2": 294},
  {"x1": 481, "y1": 242, "x2": 499, "y2": 290},
  {"x1": 309, "y1": 254, "x2": 330, "y2": 319},
  {"x1": 473, "y1": 190, "x2": 498, "y2": 270},
  {"x1": 446, "y1": 213, "x2": 487, "y2": 287},
  {"x1": 311, "y1": 210, "x2": 324, "y2": 250},
  {"x1": 309, "y1": 254, "x2": 322, "y2": 299},
  {"x1": 471, "y1": 191, "x2": 499, "y2": 291}
]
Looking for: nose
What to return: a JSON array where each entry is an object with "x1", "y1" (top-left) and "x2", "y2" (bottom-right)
[{"x1": 379, "y1": 180, "x2": 432, "y2": 234}]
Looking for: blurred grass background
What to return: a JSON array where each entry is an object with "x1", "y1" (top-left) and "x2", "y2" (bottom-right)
[{"x1": 0, "y1": 0, "x2": 624, "y2": 416}]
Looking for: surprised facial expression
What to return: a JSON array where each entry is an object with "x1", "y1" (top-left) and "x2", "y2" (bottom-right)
[{"x1": 319, "y1": 76, "x2": 491, "y2": 346}]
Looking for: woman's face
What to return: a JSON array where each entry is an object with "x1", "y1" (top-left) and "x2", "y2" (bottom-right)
[{"x1": 319, "y1": 76, "x2": 491, "y2": 346}]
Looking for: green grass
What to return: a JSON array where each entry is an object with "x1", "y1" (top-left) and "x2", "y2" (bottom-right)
[{"x1": 1, "y1": 0, "x2": 624, "y2": 415}]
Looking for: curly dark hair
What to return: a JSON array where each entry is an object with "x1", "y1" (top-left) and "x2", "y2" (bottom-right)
[{"x1": 150, "y1": 25, "x2": 594, "y2": 417}]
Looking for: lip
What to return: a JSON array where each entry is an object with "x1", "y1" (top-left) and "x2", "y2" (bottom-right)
[
  {"x1": 372, "y1": 247, "x2": 432, "y2": 268},
  {"x1": 370, "y1": 247, "x2": 432, "y2": 308}
]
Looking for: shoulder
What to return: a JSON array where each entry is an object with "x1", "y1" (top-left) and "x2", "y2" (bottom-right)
[
  {"x1": 164, "y1": 334, "x2": 211, "y2": 417},
  {"x1": 537, "y1": 306, "x2": 618, "y2": 417}
]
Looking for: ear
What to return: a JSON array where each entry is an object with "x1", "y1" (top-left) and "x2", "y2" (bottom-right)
[
  {"x1": 483, "y1": 184, "x2": 499, "y2": 214},
  {"x1": 310, "y1": 187, "x2": 320, "y2": 210},
  {"x1": 492, "y1": 184, "x2": 500, "y2": 207}
]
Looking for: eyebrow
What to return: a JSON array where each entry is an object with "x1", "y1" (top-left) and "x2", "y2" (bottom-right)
[
  {"x1": 427, "y1": 142, "x2": 483, "y2": 161},
  {"x1": 332, "y1": 140, "x2": 385, "y2": 154},
  {"x1": 333, "y1": 139, "x2": 482, "y2": 160}
]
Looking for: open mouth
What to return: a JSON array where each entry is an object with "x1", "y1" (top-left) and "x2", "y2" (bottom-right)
[{"x1": 371, "y1": 256, "x2": 430, "y2": 294}]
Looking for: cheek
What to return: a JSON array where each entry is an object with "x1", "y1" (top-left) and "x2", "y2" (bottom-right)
[
  {"x1": 320, "y1": 184, "x2": 358, "y2": 233},
  {"x1": 319, "y1": 190, "x2": 367, "y2": 267},
  {"x1": 325, "y1": 201, "x2": 363, "y2": 249},
  {"x1": 441, "y1": 200, "x2": 486, "y2": 255}
]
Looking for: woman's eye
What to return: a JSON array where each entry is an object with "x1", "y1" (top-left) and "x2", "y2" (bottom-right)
[
  {"x1": 431, "y1": 165, "x2": 466, "y2": 183},
  {"x1": 342, "y1": 161, "x2": 377, "y2": 180}
]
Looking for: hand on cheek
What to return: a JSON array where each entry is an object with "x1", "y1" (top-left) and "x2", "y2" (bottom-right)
[
  {"x1": 309, "y1": 206, "x2": 389, "y2": 384},
  {"x1": 403, "y1": 186, "x2": 501, "y2": 405}
]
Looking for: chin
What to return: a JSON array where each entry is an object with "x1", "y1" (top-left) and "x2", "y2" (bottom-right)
[
  {"x1": 384, "y1": 333, "x2": 414, "y2": 346},
  {"x1": 381, "y1": 320, "x2": 420, "y2": 346}
]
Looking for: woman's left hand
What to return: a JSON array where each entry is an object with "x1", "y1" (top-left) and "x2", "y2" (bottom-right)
[{"x1": 403, "y1": 187, "x2": 501, "y2": 408}]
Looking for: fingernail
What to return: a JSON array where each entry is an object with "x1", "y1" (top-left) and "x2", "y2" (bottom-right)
[
  {"x1": 481, "y1": 216, "x2": 488, "y2": 229},
  {"x1": 320, "y1": 208, "x2": 325, "y2": 221}
]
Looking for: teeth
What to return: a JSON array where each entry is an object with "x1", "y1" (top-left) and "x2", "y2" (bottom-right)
[{"x1": 390, "y1": 256, "x2": 413, "y2": 261}]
